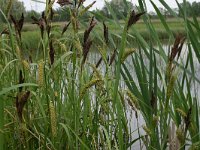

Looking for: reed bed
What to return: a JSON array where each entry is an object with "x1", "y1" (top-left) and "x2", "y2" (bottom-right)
[{"x1": 0, "y1": 0, "x2": 199, "y2": 149}]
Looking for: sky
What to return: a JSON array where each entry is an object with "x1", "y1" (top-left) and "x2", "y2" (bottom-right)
[{"x1": 19, "y1": 0, "x2": 200, "y2": 12}]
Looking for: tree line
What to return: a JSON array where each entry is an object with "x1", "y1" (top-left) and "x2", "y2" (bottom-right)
[
  {"x1": 0, "y1": 0, "x2": 72, "y2": 23},
  {"x1": 96, "y1": 0, "x2": 200, "y2": 19},
  {"x1": 1, "y1": 0, "x2": 200, "y2": 23},
  {"x1": 179, "y1": 1, "x2": 200, "y2": 17}
]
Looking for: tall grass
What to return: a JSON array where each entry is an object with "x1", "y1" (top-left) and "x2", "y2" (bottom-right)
[{"x1": 0, "y1": 0, "x2": 199, "y2": 149}]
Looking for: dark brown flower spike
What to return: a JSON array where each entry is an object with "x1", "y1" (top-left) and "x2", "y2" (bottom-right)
[
  {"x1": 31, "y1": 12, "x2": 46, "y2": 38},
  {"x1": 103, "y1": 21, "x2": 109, "y2": 45},
  {"x1": 57, "y1": 0, "x2": 73, "y2": 6},
  {"x1": 49, "y1": 40, "x2": 55, "y2": 65},
  {"x1": 19, "y1": 70, "x2": 24, "y2": 92},
  {"x1": 83, "y1": 16, "x2": 97, "y2": 43},
  {"x1": 81, "y1": 17, "x2": 97, "y2": 69},
  {"x1": 109, "y1": 48, "x2": 117, "y2": 66},
  {"x1": 62, "y1": 21, "x2": 71, "y2": 35},
  {"x1": 10, "y1": 13, "x2": 24, "y2": 39},
  {"x1": 16, "y1": 91, "x2": 30, "y2": 122},
  {"x1": 166, "y1": 35, "x2": 186, "y2": 80},
  {"x1": 82, "y1": 39, "x2": 92, "y2": 69},
  {"x1": 127, "y1": 10, "x2": 145, "y2": 30},
  {"x1": 170, "y1": 35, "x2": 186, "y2": 62}
]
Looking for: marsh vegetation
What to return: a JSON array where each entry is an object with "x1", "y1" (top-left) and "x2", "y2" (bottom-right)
[{"x1": 0, "y1": 0, "x2": 200, "y2": 149}]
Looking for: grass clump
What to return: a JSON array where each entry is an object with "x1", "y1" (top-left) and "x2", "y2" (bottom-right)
[{"x1": 0, "y1": 0, "x2": 200, "y2": 149}]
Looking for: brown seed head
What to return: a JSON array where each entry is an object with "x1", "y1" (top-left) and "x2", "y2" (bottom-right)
[
  {"x1": 170, "y1": 35, "x2": 186, "y2": 62},
  {"x1": 16, "y1": 91, "x2": 30, "y2": 122},
  {"x1": 127, "y1": 10, "x2": 145, "y2": 30},
  {"x1": 31, "y1": 12, "x2": 47, "y2": 38},
  {"x1": 57, "y1": 0, "x2": 73, "y2": 6},
  {"x1": 49, "y1": 40, "x2": 55, "y2": 65},
  {"x1": 10, "y1": 13, "x2": 24, "y2": 39},
  {"x1": 82, "y1": 39, "x2": 92, "y2": 69},
  {"x1": 83, "y1": 16, "x2": 97, "y2": 44}
]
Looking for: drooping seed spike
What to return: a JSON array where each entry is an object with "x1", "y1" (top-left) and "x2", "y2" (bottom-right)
[
  {"x1": 176, "y1": 108, "x2": 187, "y2": 118},
  {"x1": 126, "y1": 90, "x2": 140, "y2": 110},
  {"x1": 121, "y1": 48, "x2": 136, "y2": 62},
  {"x1": 80, "y1": 78, "x2": 102, "y2": 99}
]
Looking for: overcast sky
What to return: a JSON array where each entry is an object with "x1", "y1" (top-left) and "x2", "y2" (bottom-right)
[{"x1": 19, "y1": 0, "x2": 200, "y2": 12}]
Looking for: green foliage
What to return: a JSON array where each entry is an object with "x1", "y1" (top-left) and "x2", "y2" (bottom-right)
[
  {"x1": 24, "y1": 10, "x2": 40, "y2": 22},
  {"x1": 53, "y1": 7, "x2": 71, "y2": 22},
  {"x1": 179, "y1": 0, "x2": 200, "y2": 17},
  {"x1": 100, "y1": 0, "x2": 134, "y2": 19},
  {"x1": 0, "y1": 0, "x2": 25, "y2": 21},
  {"x1": 191, "y1": 1, "x2": 200, "y2": 16},
  {"x1": 0, "y1": 0, "x2": 200, "y2": 150}
]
